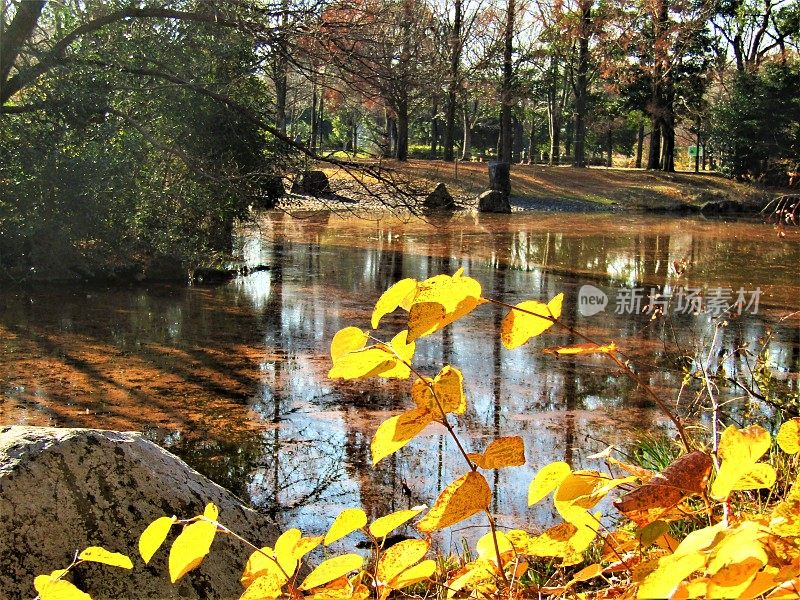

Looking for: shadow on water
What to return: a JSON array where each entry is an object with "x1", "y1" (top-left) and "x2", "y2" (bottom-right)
[{"x1": 0, "y1": 211, "x2": 798, "y2": 545}]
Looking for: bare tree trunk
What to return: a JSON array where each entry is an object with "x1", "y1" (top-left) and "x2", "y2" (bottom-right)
[
  {"x1": 547, "y1": 56, "x2": 561, "y2": 165},
  {"x1": 310, "y1": 79, "x2": 318, "y2": 152},
  {"x1": 661, "y1": 76, "x2": 675, "y2": 172},
  {"x1": 498, "y1": 0, "x2": 515, "y2": 163},
  {"x1": 443, "y1": 0, "x2": 462, "y2": 161},
  {"x1": 513, "y1": 115, "x2": 525, "y2": 162},
  {"x1": 564, "y1": 119, "x2": 573, "y2": 160},
  {"x1": 430, "y1": 99, "x2": 439, "y2": 158},
  {"x1": 317, "y1": 78, "x2": 325, "y2": 151},
  {"x1": 273, "y1": 0, "x2": 289, "y2": 133},
  {"x1": 635, "y1": 118, "x2": 644, "y2": 168},
  {"x1": 646, "y1": 0, "x2": 667, "y2": 170},
  {"x1": 0, "y1": 0, "x2": 46, "y2": 88},
  {"x1": 572, "y1": 0, "x2": 591, "y2": 167},
  {"x1": 606, "y1": 127, "x2": 613, "y2": 167},
  {"x1": 461, "y1": 103, "x2": 473, "y2": 160},
  {"x1": 527, "y1": 118, "x2": 536, "y2": 164},
  {"x1": 396, "y1": 97, "x2": 409, "y2": 161},
  {"x1": 694, "y1": 125, "x2": 701, "y2": 173}
]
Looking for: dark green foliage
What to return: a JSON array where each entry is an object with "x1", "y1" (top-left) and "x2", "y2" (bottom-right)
[
  {"x1": 0, "y1": 2, "x2": 285, "y2": 281},
  {"x1": 713, "y1": 60, "x2": 800, "y2": 179}
]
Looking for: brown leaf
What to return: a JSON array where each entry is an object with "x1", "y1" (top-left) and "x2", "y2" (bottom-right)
[{"x1": 613, "y1": 451, "x2": 712, "y2": 526}]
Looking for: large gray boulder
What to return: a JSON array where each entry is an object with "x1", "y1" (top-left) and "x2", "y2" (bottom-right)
[
  {"x1": 477, "y1": 189, "x2": 512, "y2": 213},
  {"x1": 0, "y1": 426, "x2": 279, "y2": 600}
]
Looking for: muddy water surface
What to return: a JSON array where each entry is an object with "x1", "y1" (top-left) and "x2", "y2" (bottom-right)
[{"x1": 1, "y1": 211, "x2": 798, "y2": 549}]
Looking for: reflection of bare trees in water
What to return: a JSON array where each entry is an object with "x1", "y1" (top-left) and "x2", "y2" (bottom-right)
[
  {"x1": 246, "y1": 425, "x2": 350, "y2": 518},
  {"x1": 242, "y1": 213, "x2": 350, "y2": 518}
]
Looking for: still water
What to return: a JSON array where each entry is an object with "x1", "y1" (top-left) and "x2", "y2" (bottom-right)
[{"x1": 1, "y1": 211, "x2": 798, "y2": 548}]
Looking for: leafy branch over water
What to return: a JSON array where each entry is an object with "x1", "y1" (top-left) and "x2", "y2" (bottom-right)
[{"x1": 35, "y1": 270, "x2": 800, "y2": 600}]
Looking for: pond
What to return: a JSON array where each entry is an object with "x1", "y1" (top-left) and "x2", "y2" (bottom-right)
[{"x1": 1, "y1": 210, "x2": 798, "y2": 549}]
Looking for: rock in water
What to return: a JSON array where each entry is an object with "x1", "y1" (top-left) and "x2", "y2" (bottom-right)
[
  {"x1": 423, "y1": 182, "x2": 455, "y2": 211},
  {"x1": 291, "y1": 170, "x2": 330, "y2": 197},
  {"x1": 477, "y1": 189, "x2": 512, "y2": 213},
  {"x1": 255, "y1": 174, "x2": 285, "y2": 208},
  {"x1": 487, "y1": 161, "x2": 511, "y2": 196},
  {"x1": 0, "y1": 426, "x2": 279, "y2": 600}
]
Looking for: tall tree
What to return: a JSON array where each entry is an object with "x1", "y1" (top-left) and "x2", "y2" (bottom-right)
[
  {"x1": 443, "y1": 0, "x2": 463, "y2": 161},
  {"x1": 317, "y1": 0, "x2": 436, "y2": 161},
  {"x1": 499, "y1": 0, "x2": 516, "y2": 163},
  {"x1": 572, "y1": 0, "x2": 593, "y2": 167}
]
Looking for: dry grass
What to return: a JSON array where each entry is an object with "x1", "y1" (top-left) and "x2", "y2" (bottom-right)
[{"x1": 378, "y1": 160, "x2": 774, "y2": 209}]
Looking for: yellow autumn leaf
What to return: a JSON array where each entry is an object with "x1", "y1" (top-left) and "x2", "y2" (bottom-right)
[
  {"x1": 569, "y1": 563, "x2": 604, "y2": 585},
  {"x1": 672, "y1": 522, "x2": 726, "y2": 558},
  {"x1": 203, "y1": 502, "x2": 219, "y2": 521},
  {"x1": 139, "y1": 516, "x2": 177, "y2": 564},
  {"x1": 294, "y1": 535, "x2": 324, "y2": 560},
  {"x1": 371, "y1": 407, "x2": 433, "y2": 465},
  {"x1": 372, "y1": 278, "x2": 418, "y2": 329},
  {"x1": 770, "y1": 474, "x2": 800, "y2": 536},
  {"x1": 274, "y1": 528, "x2": 301, "y2": 576},
  {"x1": 240, "y1": 572, "x2": 285, "y2": 600},
  {"x1": 528, "y1": 461, "x2": 572, "y2": 506},
  {"x1": 328, "y1": 346, "x2": 397, "y2": 380},
  {"x1": 767, "y1": 579, "x2": 800, "y2": 599},
  {"x1": 78, "y1": 546, "x2": 133, "y2": 569},
  {"x1": 417, "y1": 472, "x2": 491, "y2": 532},
  {"x1": 475, "y1": 530, "x2": 514, "y2": 564},
  {"x1": 34, "y1": 575, "x2": 91, "y2": 600},
  {"x1": 501, "y1": 293, "x2": 563, "y2": 350},
  {"x1": 709, "y1": 557, "x2": 765, "y2": 598},
  {"x1": 325, "y1": 508, "x2": 368, "y2": 546},
  {"x1": 524, "y1": 516, "x2": 599, "y2": 565},
  {"x1": 168, "y1": 518, "x2": 218, "y2": 583},
  {"x1": 543, "y1": 342, "x2": 617, "y2": 355},
  {"x1": 377, "y1": 330, "x2": 416, "y2": 379},
  {"x1": 299, "y1": 554, "x2": 365, "y2": 591},
  {"x1": 388, "y1": 559, "x2": 436, "y2": 589},
  {"x1": 306, "y1": 580, "x2": 371, "y2": 600},
  {"x1": 406, "y1": 270, "x2": 483, "y2": 341},
  {"x1": 739, "y1": 569, "x2": 782, "y2": 599},
  {"x1": 330, "y1": 327, "x2": 369, "y2": 362},
  {"x1": 712, "y1": 424, "x2": 773, "y2": 500},
  {"x1": 376, "y1": 539, "x2": 430, "y2": 585},
  {"x1": 707, "y1": 522, "x2": 767, "y2": 575},
  {"x1": 555, "y1": 470, "x2": 634, "y2": 523},
  {"x1": 446, "y1": 559, "x2": 498, "y2": 598},
  {"x1": 411, "y1": 365, "x2": 466, "y2": 417},
  {"x1": 241, "y1": 547, "x2": 285, "y2": 589},
  {"x1": 369, "y1": 506, "x2": 426, "y2": 539},
  {"x1": 637, "y1": 551, "x2": 707, "y2": 598},
  {"x1": 467, "y1": 436, "x2": 525, "y2": 470},
  {"x1": 777, "y1": 418, "x2": 800, "y2": 454},
  {"x1": 732, "y1": 462, "x2": 777, "y2": 491}
]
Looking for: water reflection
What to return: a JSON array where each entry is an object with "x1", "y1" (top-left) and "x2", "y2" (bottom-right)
[{"x1": 0, "y1": 212, "x2": 798, "y2": 547}]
